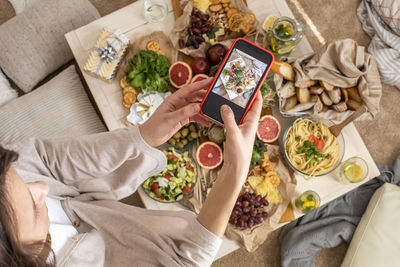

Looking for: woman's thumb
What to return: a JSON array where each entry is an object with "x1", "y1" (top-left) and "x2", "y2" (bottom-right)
[{"x1": 220, "y1": 105, "x2": 238, "y2": 133}]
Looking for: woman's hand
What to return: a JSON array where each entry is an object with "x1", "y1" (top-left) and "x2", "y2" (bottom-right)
[
  {"x1": 220, "y1": 91, "x2": 263, "y2": 183},
  {"x1": 139, "y1": 78, "x2": 213, "y2": 147},
  {"x1": 197, "y1": 92, "x2": 262, "y2": 237}
]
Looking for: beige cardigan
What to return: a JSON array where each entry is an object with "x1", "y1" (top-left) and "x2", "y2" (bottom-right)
[{"x1": 6, "y1": 127, "x2": 221, "y2": 266}]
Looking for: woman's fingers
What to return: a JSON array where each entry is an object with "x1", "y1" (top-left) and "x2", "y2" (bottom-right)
[
  {"x1": 170, "y1": 77, "x2": 213, "y2": 102},
  {"x1": 190, "y1": 114, "x2": 211, "y2": 127},
  {"x1": 167, "y1": 103, "x2": 201, "y2": 127}
]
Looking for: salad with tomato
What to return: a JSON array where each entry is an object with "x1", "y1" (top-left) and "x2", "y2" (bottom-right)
[{"x1": 142, "y1": 147, "x2": 197, "y2": 202}]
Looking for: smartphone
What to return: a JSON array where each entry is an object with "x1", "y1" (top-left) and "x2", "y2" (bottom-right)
[{"x1": 200, "y1": 38, "x2": 274, "y2": 125}]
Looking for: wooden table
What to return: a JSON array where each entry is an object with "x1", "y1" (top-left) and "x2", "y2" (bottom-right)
[{"x1": 65, "y1": 0, "x2": 380, "y2": 260}]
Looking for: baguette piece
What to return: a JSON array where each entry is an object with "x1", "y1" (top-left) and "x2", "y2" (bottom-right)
[
  {"x1": 284, "y1": 95, "x2": 297, "y2": 111},
  {"x1": 341, "y1": 88, "x2": 349, "y2": 103},
  {"x1": 296, "y1": 87, "x2": 311, "y2": 104},
  {"x1": 347, "y1": 87, "x2": 362, "y2": 102},
  {"x1": 271, "y1": 60, "x2": 295, "y2": 81},
  {"x1": 279, "y1": 81, "x2": 296, "y2": 98},
  {"x1": 320, "y1": 92, "x2": 333, "y2": 106},
  {"x1": 320, "y1": 80, "x2": 334, "y2": 91},
  {"x1": 347, "y1": 99, "x2": 363, "y2": 110},
  {"x1": 314, "y1": 95, "x2": 323, "y2": 113},
  {"x1": 297, "y1": 80, "x2": 317, "y2": 88},
  {"x1": 332, "y1": 102, "x2": 347, "y2": 112},
  {"x1": 310, "y1": 86, "x2": 324, "y2": 95},
  {"x1": 327, "y1": 88, "x2": 341, "y2": 104}
]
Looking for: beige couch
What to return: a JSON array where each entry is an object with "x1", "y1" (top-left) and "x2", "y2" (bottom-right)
[
  {"x1": 341, "y1": 183, "x2": 400, "y2": 267},
  {"x1": 0, "y1": 0, "x2": 106, "y2": 145}
]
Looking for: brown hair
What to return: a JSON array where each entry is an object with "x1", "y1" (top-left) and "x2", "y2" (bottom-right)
[{"x1": 0, "y1": 145, "x2": 55, "y2": 267}]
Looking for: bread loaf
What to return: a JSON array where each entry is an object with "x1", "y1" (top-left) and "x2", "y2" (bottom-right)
[
  {"x1": 310, "y1": 86, "x2": 323, "y2": 95},
  {"x1": 347, "y1": 99, "x2": 362, "y2": 110},
  {"x1": 279, "y1": 81, "x2": 296, "y2": 98},
  {"x1": 284, "y1": 95, "x2": 297, "y2": 111},
  {"x1": 296, "y1": 88, "x2": 311, "y2": 104},
  {"x1": 271, "y1": 60, "x2": 295, "y2": 81},
  {"x1": 347, "y1": 87, "x2": 362, "y2": 102},
  {"x1": 327, "y1": 88, "x2": 341, "y2": 104},
  {"x1": 332, "y1": 102, "x2": 347, "y2": 112},
  {"x1": 320, "y1": 80, "x2": 334, "y2": 91},
  {"x1": 320, "y1": 92, "x2": 333, "y2": 106}
]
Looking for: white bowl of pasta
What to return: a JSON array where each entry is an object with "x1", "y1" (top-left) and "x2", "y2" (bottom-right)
[{"x1": 282, "y1": 118, "x2": 345, "y2": 178}]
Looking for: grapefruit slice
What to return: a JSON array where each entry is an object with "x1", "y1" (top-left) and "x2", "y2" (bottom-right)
[
  {"x1": 169, "y1": 61, "x2": 193, "y2": 88},
  {"x1": 257, "y1": 115, "x2": 281, "y2": 143},
  {"x1": 191, "y1": 74, "x2": 209, "y2": 83},
  {"x1": 196, "y1": 141, "x2": 223, "y2": 169}
]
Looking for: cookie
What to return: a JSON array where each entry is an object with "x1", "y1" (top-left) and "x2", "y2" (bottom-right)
[
  {"x1": 120, "y1": 76, "x2": 129, "y2": 89},
  {"x1": 146, "y1": 41, "x2": 160, "y2": 52},
  {"x1": 123, "y1": 92, "x2": 137, "y2": 105}
]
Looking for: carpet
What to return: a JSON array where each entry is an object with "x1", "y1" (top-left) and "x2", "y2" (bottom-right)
[{"x1": 1, "y1": 0, "x2": 399, "y2": 266}]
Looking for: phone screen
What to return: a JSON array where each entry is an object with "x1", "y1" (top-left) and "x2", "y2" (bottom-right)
[
  {"x1": 210, "y1": 48, "x2": 269, "y2": 109},
  {"x1": 201, "y1": 39, "x2": 273, "y2": 125}
]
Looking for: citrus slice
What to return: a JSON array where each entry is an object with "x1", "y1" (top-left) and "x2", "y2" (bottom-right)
[
  {"x1": 196, "y1": 141, "x2": 223, "y2": 169},
  {"x1": 229, "y1": 14, "x2": 244, "y2": 32},
  {"x1": 344, "y1": 163, "x2": 363, "y2": 182},
  {"x1": 256, "y1": 115, "x2": 281, "y2": 143},
  {"x1": 277, "y1": 44, "x2": 295, "y2": 55},
  {"x1": 191, "y1": 74, "x2": 209, "y2": 83},
  {"x1": 263, "y1": 15, "x2": 277, "y2": 31},
  {"x1": 169, "y1": 61, "x2": 193, "y2": 88}
]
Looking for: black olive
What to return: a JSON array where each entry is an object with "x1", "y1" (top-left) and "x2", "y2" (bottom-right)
[
  {"x1": 193, "y1": 40, "x2": 199, "y2": 49},
  {"x1": 192, "y1": 28, "x2": 201, "y2": 35},
  {"x1": 185, "y1": 40, "x2": 193, "y2": 47},
  {"x1": 188, "y1": 27, "x2": 193, "y2": 36}
]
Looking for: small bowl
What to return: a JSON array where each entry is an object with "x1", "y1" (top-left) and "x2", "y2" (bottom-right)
[
  {"x1": 282, "y1": 118, "x2": 345, "y2": 178},
  {"x1": 293, "y1": 190, "x2": 320, "y2": 213},
  {"x1": 335, "y1": 156, "x2": 369, "y2": 184},
  {"x1": 141, "y1": 146, "x2": 198, "y2": 203}
]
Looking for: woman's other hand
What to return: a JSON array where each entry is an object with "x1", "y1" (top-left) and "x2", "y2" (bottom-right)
[
  {"x1": 139, "y1": 78, "x2": 213, "y2": 147},
  {"x1": 220, "y1": 91, "x2": 263, "y2": 183}
]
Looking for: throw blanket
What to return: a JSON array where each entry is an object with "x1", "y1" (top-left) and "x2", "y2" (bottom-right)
[
  {"x1": 279, "y1": 155, "x2": 400, "y2": 267},
  {"x1": 357, "y1": 0, "x2": 400, "y2": 88}
]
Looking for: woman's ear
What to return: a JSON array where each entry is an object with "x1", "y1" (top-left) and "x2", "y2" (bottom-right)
[{"x1": 26, "y1": 182, "x2": 49, "y2": 207}]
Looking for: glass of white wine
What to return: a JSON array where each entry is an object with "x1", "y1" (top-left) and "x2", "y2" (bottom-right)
[{"x1": 143, "y1": 0, "x2": 168, "y2": 23}]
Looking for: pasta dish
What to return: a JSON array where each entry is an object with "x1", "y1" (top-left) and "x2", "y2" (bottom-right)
[{"x1": 284, "y1": 118, "x2": 340, "y2": 176}]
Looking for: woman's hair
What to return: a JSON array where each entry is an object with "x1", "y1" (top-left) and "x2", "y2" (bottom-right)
[{"x1": 0, "y1": 145, "x2": 55, "y2": 267}]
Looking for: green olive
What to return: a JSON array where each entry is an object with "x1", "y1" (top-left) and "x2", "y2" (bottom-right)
[
  {"x1": 181, "y1": 128, "x2": 189, "y2": 137},
  {"x1": 173, "y1": 132, "x2": 181, "y2": 139},
  {"x1": 168, "y1": 139, "x2": 176, "y2": 145},
  {"x1": 176, "y1": 142, "x2": 184, "y2": 148},
  {"x1": 182, "y1": 139, "x2": 188, "y2": 145},
  {"x1": 187, "y1": 135, "x2": 194, "y2": 141},
  {"x1": 190, "y1": 132, "x2": 198, "y2": 139},
  {"x1": 189, "y1": 125, "x2": 196, "y2": 132}
]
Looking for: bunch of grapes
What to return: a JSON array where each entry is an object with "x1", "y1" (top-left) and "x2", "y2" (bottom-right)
[{"x1": 229, "y1": 193, "x2": 269, "y2": 229}]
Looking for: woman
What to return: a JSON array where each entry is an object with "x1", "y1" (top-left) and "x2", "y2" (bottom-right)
[{"x1": 0, "y1": 77, "x2": 262, "y2": 267}]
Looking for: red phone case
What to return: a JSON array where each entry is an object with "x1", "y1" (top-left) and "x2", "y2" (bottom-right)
[{"x1": 200, "y1": 37, "x2": 274, "y2": 125}]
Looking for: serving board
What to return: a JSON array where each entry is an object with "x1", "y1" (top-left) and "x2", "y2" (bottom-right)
[{"x1": 171, "y1": 0, "x2": 294, "y2": 222}]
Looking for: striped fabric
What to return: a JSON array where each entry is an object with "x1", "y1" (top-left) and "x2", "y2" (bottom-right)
[
  {"x1": 357, "y1": 0, "x2": 400, "y2": 88},
  {"x1": 0, "y1": 65, "x2": 106, "y2": 145}
]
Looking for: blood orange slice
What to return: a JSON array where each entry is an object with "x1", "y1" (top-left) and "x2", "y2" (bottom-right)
[
  {"x1": 169, "y1": 61, "x2": 193, "y2": 88},
  {"x1": 256, "y1": 115, "x2": 281, "y2": 143},
  {"x1": 196, "y1": 141, "x2": 223, "y2": 169},
  {"x1": 191, "y1": 74, "x2": 209, "y2": 83}
]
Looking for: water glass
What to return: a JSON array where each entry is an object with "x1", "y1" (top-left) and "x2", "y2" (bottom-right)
[
  {"x1": 335, "y1": 156, "x2": 368, "y2": 184},
  {"x1": 143, "y1": 0, "x2": 168, "y2": 23}
]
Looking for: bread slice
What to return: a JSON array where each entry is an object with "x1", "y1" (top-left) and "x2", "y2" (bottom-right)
[
  {"x1": 296, "y1": 80, "x2": 317, "y2": 88},
  {"x1": 320, "y1": 92, "x2": 333, "y2": 106},
  {"x1": 347, "y1": 99, "x2": 363, "y2": 110},
  {"x1": 341, "y1": 88, "x2": 348, "y2": 103},
  {"x1": 296, "y1": 87, "x2": 311, "y2": 104},
  {"x1": 279, "y1": 81, "x2": 296, "y2": 98},
  {"x1": 347, "y1": 87, "x2": 362, "y2": 102},
  {"x1": 314, "y1": 95, "x2": 323, "y2": 113},
  {"x1": 332, "y1": 102, "x2": 347, "y2": 112},
  {"x1": 320, "y1": 80, "x2": 334, "y2": 91},
  {"x1": 310, "y1": 86, "x2": 323, "y2": 95},
  {"x1": 284, "y1": 95, "x2": 297, "y2": 111},
  {"x1": 327, "y1": 88, "x2": 341, "y2": 104},
  {"x1": 271, "y1": 60, "x2": 295, "y2": 81}
]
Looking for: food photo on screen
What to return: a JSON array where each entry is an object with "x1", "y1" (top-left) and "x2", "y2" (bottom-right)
[{"x1": 211, "y1": 48, "x2": 268, "y2": 108}]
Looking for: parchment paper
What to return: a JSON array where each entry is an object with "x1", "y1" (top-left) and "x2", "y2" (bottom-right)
[
  {"x1": 182, "y1": 143, "x2": 297, "y2": 252},
  {"x1": 169, "y1": 0, "x2": 266, "y2": 57}
]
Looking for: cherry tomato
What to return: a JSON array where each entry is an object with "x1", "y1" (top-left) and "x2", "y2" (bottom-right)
[
  {"x1": 182, "y1": 186, "x2": 191, "y2": 195},
  {"x1": 164, "y1": 173, "x2": 172, "y2": 180},
  {"x1": 316, "y1": 139, "x2": 325, "y2": 152},
  {"x1": 151, "y1": 182, "x2": 159, "y2": 192}
]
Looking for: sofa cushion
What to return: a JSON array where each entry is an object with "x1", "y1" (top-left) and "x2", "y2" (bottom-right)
[
  {"x1": 341, "y1": 183, "x2": 400, "y2": 267},
  {"x1": 0, "y1": 65, "x2": 106, "y2": 145},
  {"x1": 0, "y1": 68, "x2": 17, "y2": 107},
  {"x1": 0, "y1": 0, "x2": 100, "y2": 92}
]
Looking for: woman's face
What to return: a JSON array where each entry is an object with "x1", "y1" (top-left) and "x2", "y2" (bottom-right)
[{"x1": 6, "y1": 168, "x2": 50, "y2": 245}]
